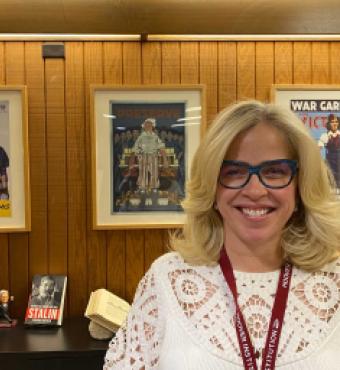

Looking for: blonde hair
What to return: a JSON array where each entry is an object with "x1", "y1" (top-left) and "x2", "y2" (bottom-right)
[{"x1": 171, "y1": 100, "x2": 340, "y2": 271}]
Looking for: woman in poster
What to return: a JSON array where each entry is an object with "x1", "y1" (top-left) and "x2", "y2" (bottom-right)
[{"x1": 318, "y1": 113, "x2": 340, "y2": 187}]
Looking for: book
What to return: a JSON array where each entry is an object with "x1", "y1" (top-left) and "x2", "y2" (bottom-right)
[
  {"x1": 85, "y1": 288, "x2": 130, "y2": 332},
  {"x1": 24, "y1": 275, "x2": 67, "y2": 326}
]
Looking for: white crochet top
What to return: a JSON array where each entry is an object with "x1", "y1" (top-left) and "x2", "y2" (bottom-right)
[{"x1": 104, "y1": 252, "x2": 340, "y2": 370}]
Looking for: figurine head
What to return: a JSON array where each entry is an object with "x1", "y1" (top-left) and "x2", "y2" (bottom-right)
[{"x1": 0, "y1": 289, "x2": 9, "y2": 304}]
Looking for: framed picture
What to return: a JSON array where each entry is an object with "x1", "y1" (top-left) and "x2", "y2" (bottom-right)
[
  {"x1": 0, "y1": 86, "x2": 30, "y2": 232},
  {"x1": 272, "y1": 84, "x2": 340, "y2": 191},
  {"x1": 90, "y1": 85, "x2": 206, "y2": 229}
]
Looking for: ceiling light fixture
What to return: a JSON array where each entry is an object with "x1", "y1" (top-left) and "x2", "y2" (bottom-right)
[
  {"x1": 146, "y1": 34, "x2": 340, "y2": 41},
  {"x1": 0, "y1": 33, "x2": 141, "y2": 41}
]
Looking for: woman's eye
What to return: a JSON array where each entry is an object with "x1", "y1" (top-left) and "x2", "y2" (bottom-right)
[
  {"x1": 222, "y1": 166, "x2": 246, "y2": 177},
  {"x1": 262, "y1": 165, "x2": 288, "y2": 177}
]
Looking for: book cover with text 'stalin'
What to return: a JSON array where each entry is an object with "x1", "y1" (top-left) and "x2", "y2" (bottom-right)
[{"x1": 25, "y1": 275, "x2": 67, "y2": 326}]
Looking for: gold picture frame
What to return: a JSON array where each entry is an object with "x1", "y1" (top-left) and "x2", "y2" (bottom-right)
[
  {"x1": 0, "y1": 86, "x2": 30, "y2": 232},
  {"x1": 90, "y1": 84, "x2": 206, "y2": 229}
]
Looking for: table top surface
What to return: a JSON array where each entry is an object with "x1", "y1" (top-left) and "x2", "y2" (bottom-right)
[{"x1": 0, "y1": 317, "x2": 111, "y2": 355}]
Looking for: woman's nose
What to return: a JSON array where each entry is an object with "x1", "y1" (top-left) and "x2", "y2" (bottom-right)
[{"x1": 242, "y1": 173, "x2": 268, "y2": 198}]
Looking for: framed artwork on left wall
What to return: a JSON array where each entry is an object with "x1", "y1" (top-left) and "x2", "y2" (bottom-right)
[
  {"x1": 90, "y1": 84, "x2": 206, "y2": 229},
  {"x1": 0, "y1": 86, "x2": 30, "y2": 232}
]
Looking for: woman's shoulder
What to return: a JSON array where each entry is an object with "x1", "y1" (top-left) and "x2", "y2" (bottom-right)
[
  {"x1": 149, "y1": 251, "x2": 190, "y2": 271},
  {"x1": 290, "y1": 256, "x2": 340, "y2": 322},
  {"x1": 319, "y1": 256, "x2": 340, "y2": 273},
  {"x1": 286, "y1": 256, "x2": 340, "y2": 361},
  {"x1": 149, "y1": 251, "x2": 219, "y2": 280},
  {"x1": 293, "y1": 256, "x2": 340, "y2": 282}
]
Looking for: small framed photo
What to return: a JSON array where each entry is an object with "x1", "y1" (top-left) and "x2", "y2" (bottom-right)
[
  {"x1": 272, "y1": 84, "x2": 340, "y2": 190},
  {"x1": 90, "y1": 84, "x2": 206, "y2": 229},
  {"x1": 0, "y1": 86, "x2": 30, "y2": 232}
]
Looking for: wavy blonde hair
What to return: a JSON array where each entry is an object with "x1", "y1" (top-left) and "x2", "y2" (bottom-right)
[{"x1": 171, "y1": 100, "x2": 340, "y2": 271}]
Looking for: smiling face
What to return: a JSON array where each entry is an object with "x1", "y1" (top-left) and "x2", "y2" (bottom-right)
[{"x1": 215, "y1": 122, "x2": 297, "y2": 262}]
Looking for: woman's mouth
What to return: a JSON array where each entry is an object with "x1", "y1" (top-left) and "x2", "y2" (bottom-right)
[{"x1": 238, "y1": 207, "x2": 273, "y2": 217}]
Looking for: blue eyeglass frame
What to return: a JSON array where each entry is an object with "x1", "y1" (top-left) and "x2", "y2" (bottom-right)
[{"x1": 219, "y1": 159, "x2": 299, "y2": 189}]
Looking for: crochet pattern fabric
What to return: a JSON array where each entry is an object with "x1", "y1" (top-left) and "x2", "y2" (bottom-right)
[{"x1": 104, "y1": 253, "x2": 340, "y2": 370}]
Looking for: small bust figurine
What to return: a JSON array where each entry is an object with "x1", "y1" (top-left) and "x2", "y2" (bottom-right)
[{"x1": 0, "y1": 289, "x2": 12, "y2": 323}]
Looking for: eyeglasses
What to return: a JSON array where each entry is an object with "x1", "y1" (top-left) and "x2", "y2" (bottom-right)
[{"x1": 219, "y1": 159, "x2": 298, "y2": 189}]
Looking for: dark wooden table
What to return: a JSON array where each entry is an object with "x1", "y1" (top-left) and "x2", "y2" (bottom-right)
[{"x1": 0, "y1": 317, "x2": 111, "y2": 370}]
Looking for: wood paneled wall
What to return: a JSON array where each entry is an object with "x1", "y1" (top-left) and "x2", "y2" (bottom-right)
[{"x1": 1, "y1": 40, "x2": 339, "y2": 318}]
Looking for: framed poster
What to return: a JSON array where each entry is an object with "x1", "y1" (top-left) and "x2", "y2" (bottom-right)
[
  {"x1": 272, "y1": 84, "x2": 340, "y2": 191},
  {"x1": 90, "y1": 85, "x2": 206, "y2": 229},
  {"x1": 0, "y1": 86, "x2": 30, "y2": 232}
]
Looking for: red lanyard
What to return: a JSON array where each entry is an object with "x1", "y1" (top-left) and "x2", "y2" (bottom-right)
[{"x1": 219, "y1": 247, "x2": 292, "y2": 370}]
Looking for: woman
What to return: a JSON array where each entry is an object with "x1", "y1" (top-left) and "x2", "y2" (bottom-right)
[
  {"x1": 318, "y1": 113, "x2": 340, "y2": 187},
  {"x1": 104, "y1": 101, "x2": 340, "y2": 369}
]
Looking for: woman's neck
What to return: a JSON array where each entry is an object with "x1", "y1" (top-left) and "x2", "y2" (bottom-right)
[{"x1": 223, "y1": 241, "x2": 283, "y2": 273}]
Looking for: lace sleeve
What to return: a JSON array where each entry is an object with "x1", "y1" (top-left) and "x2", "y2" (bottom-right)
[{"x1": 104, "y1": 268, "x2": 163, "y2": 370}]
